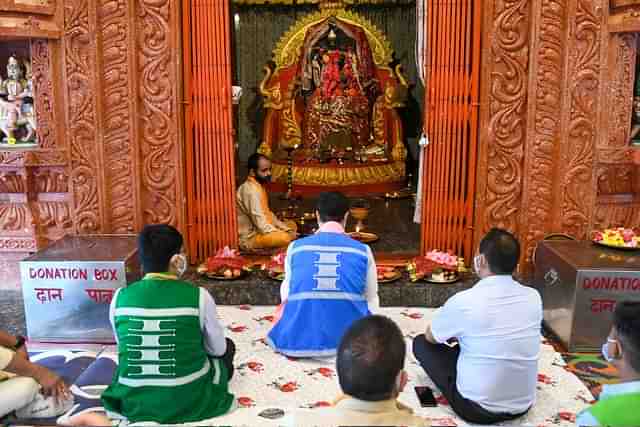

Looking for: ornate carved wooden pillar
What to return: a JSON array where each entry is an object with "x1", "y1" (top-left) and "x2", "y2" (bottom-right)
[{"x1": 474, "y1": 0, "x2": 533, "y2": 250}]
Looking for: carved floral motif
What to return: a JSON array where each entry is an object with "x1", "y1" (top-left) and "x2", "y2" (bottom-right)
[
  {"x1": 0, "y1": 203, "x2": 30, "y2": 231},
  {"x1": 0, "y1": 237, "x2": 37, "y2": 251},
  {"x1": 64, "y1": 0, "x2": 102, "y2": 233},
  {"x1": 593, "y1": 202, "x2": 640, "y2": 230},
  {"x1": 482, "y1": 0, "x2": 530, "y2": 233},
  {"x1": 33, "y1": 169, "x2": 68, "y2": 193},
  {"x1": 30, "y1": 39, "x2": 57, "y2": 148},
  {"x1": 0, "y1": 171, "x2": 27, "y2": 193},
  {"x1": 138, "y1": 0, "x2": 178, "y2": 226},
  {"x1": 36, "y1": 201, "x2": 72, "y2": 228},
  {"x1": 560, "y1": 0, "x2": 601, "y2": 239},
  {"x1": 607, "y1": 34, "x2": 635, "y2": 147},
  {"x1": 100, "y1": 0, "x2": 136, "y2": 232},
  {"x1": 521, "y1": 0, "x2": 567, "y2": 265}
]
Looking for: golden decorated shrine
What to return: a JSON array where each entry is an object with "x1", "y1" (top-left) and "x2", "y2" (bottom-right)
[{"x1": 258, "y1": 8, "x2": 408, "y2": 194}]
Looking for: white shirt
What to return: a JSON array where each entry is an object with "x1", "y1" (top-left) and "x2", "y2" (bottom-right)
[
  {"x1": 282, "y1": 397, "x2": 430, "y2": 426},
  {"x1": 279, "y1": 221, "x2": 380, "y2": 312},
  {"x1": 431, "y1": 274, "x2": 542, "y2": 414},
  {"x1": 109, "y1": 287, "x2": 228, "y2": 356}
]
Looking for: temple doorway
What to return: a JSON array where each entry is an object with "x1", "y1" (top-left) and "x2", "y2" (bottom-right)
[
  {"x1": 182, "y1": 0, "x2": 482, "y2": 263},
  {"x1": 232, "y1": 3, "x2": 423, "y2": 255}
]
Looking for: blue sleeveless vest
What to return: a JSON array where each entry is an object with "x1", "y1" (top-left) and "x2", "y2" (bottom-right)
[{"x1": 267, "y1": 232, "x2": 371, "y2": 357}]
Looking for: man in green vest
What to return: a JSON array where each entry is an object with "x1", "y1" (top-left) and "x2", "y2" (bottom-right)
[
  {"x1": 101, "y1": 224, "x2": 236, "y2": 424},
  {"x1": 576, "y1": 301, "x2": 640, "y2": 427}
]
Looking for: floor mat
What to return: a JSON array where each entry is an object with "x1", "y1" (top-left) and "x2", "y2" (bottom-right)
[{"x1": 12, "y1": 307, "x2": 595, "y2": 426}]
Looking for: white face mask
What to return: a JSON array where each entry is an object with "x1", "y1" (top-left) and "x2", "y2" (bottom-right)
[
  {"x1": 601, "y1": 339, "x2": 619, "y2": 363},
  {"x1": 171, "y1": 253, "x2": 188, "y2": 278},
  {"x1": 473, "y1": 254, "x2": 483, "y2": 274}
]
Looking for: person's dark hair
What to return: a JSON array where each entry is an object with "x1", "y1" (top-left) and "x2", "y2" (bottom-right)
[
  {"x1": 337, "y1": 315, "x2": 406, "y2": 401},
  {"x1": 138, "y1": 224, "x2": 183, "y2": 273},
  {"x1": 614, "y1": 301, "x2": 640, "y2": 372},
  {"x1": 479, "y1": 228, "x2": 520, "y2": 274},
  {"x1": 316, "y1": 191, "x2": 350, "y2": 223},
  {"x1": 247, "y1": 153, "x2": 269, "y2": 174}
]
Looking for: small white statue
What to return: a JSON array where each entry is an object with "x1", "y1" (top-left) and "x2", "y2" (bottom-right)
[{"x1": 0, "y1": 55, "x2": 37, "y2": 144}]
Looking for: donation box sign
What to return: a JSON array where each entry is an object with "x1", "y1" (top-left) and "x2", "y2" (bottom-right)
[{"x1": 20, "y1": 235, "x2": 139, "y2": 343}]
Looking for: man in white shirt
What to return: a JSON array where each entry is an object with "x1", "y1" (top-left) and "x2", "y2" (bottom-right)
[
  {"x1": 283, "y1": 315, "x2": 429, "y2": 426},
  {"x1": 413, "y1": 228, "x2": 542, "y2": 424}
]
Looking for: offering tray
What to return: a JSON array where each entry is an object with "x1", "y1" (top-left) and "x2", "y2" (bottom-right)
[
  {"x1": 347, "y1": 231, "x2": 379, "y2": 244},
  {"x1": 378, "y1": 270, "x2": 402, "y2": 283},
  {"x1": 593, "y1": 240, "x2": 640, "y2": 251}
]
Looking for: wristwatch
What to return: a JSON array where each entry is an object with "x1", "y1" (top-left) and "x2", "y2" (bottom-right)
[{"x1": 14, "y1": 335, "x2": 25, "y2": 350}]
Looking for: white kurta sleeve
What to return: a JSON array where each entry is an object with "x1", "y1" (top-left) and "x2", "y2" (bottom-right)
[
  {"x1": 364, "y1": 246, "x2": 380, "y2": 313},
  {"x1": 199, "y1": 288, "x2": 228, "y2": 357}
]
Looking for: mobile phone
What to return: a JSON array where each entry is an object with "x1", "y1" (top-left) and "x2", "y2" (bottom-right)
[{"x1": 415, "y1": 386, "x2": 437, "y2": 407}]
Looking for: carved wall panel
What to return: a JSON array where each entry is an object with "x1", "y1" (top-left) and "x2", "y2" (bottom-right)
[
  {"x1": 474, "y1": 0, "x2": 532, "y2": 248},
  {"x1": 0, "y1": 170, "x2": 28, "y2": 193},
  {"x1": 99, "y1": 0, "x2": 138, "y2": 233},
  {"x1": 0, "y1": 203, "x2": 31, "y2": 231},
  {"x1": 519, "y1": 0, "x2": 568, "y2": 267},
  {"x1": 606, "y1": 34, "x2": 636, "y2": 148},
  {"x1": 63, "y1": 0, "x2": 103, "y2": 234},
  {"x1": 136, "y1": 0, "x2": 183, "y2": 229},
  {"x1": 554, "y1": 0, "x2": 602, "y2": 240},
  {"x1": 30, "y1": 39, "x2": 58, "y2": 149},
  {"x1": 32, "y1": 168, "x2": 68, "y2": 193},
  {"x1": 0, "y1": 0, "x2": 56, "y2": 15}
]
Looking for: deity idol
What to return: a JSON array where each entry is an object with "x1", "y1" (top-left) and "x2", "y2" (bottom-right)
[{"x1": 0, "y1": 55, "x2": 36, "y2": 144}]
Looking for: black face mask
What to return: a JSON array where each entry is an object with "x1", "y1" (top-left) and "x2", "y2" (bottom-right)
[{"x1": 255, "y1": 174, "x2": 271, "y2": 185}]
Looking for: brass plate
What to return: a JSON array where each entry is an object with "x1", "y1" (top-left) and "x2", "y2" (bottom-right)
[
  {"x1": 347, "y1": 231, "x2": 379, "y2": 244},
  {"x1": 198, "y1": 264, "x2": 246, "y2": 280},
  {"x1": 378, "y1": 270, "x2": 402, "y2": 283},
  {"x1": 424, "y1": 274, "x2": 459, "y2": 284},
  {"x1": 593, "y1": 240, "x2": 640, "y2": 251},
  {"x1": 267, "y1": 270, "x2": 285, "y2": 281}
]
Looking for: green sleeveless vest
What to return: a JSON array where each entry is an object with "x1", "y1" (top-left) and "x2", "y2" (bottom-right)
[
  {"x1": 589, "y1": 392, "x2": 640, "y2": 427},
  {"x1": 101, "y1": 276, "x2": 235, "y2": 424}
]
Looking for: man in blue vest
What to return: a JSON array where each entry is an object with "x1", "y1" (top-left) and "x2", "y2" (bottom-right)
[{"x1": 268, "y1": 191, "x2": 379, "y2": 358}]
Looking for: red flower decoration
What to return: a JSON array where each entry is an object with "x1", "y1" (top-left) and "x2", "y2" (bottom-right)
[
  {"x1": 247, "y1": 361, "x2": 264, "y2": 372},
  {"x1": 558, "y1": 412, "x2": 576, "y2": 422},
  {"x1": 436, "y1": 395, "x2": 449, "y2": 406},
  {"x1": 312, "y1": 401, "x2": 331, "y2": 408},
  {"x1": 237, "y1": 396, "x2": 254, "y2": 407},
  {"x1": 317, "y1": 367, "x2": 334, "y2": 377},
  {"x1": 402, "y1": 312, "x2": 424, "y2": 319},
  {"x1": 279, "y1": 381, "x2": 299, "y2": 392},
  {"x1": 537, "y1": 373, "x2": 553, "y2": 384},
  {"x1": 228, "y1": 324, "x2": 247, "y2": 333},
  {"x1": 238, "y1": 305, "x2": 252, "y2": 311},
  {"x1": 256, "y1": 315, "x2": 275, "y2": 323}
]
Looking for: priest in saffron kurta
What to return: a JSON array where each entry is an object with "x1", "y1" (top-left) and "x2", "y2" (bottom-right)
[
  {"x1": 237, "y1": 153, "x2": 296, "y2": 251},
  {"x1": 268, "y1": 192, "x2": 379, "y2": 358},
  {"x1": 101, "y1": 225, "x2": 236, "y2": 425}
]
